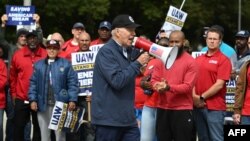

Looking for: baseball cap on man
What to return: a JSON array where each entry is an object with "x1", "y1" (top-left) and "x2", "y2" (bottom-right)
[
  {"x1": 112, "y1": 14, "x2": 140, "y2": 29},
  {"x1": 16, "y1": 28, "x2": 28, "y2": 37},
  {"x1": 72, "y1": 22, "x2": 85, "y2": 29},
  {"x1": 235, "y1": 30, "x2": 250, "y2": 38},
  {"x1": 46, "y1": 40, "x2": 60, "y2": 49},
  {"x1": 99, "y1": 21, "x2": 111, "y2": 30},
  {"x1": 26, "y1": 30, "x2": 38, "y2": 38}
]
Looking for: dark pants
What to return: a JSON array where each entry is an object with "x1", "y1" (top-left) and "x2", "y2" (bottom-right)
[
  {"x1": 5, "y1": 88, "x2": 31, "y2": 141},
  {"x1": 94, "y1": 125, "x2": 140, "y2": 141},
  {"x1": 156, "y1": 108, "x2": 196, "y2": 141},
  {"x1": 13, "y1": 98, "x2": 41, "y2": 141},
  {"x1": 66, "y1": 96, "x2": 88, "y2": 141}
]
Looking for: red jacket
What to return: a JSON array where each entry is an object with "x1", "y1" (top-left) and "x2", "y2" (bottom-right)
[
  {"x1": 0, "y1": 59, "x2": 7, "y2": 108},
  {"x1": 10, "y1": 46, "x2": 47, "y2": 101}
]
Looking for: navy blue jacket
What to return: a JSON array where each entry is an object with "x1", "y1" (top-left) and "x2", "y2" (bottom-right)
[
  {"x1": 91, "y1": 39, "x2": 142, "y2": 126},
  {"x1": 28, "y1": 57, "x2": 79, "y2": 112}
]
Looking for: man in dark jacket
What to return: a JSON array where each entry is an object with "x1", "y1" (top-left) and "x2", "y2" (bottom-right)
[
  {"x1": 29, "y1": 40, "x2": 79, "y2": 141},
  {"x1": 91, "y1": 14, "x2": 150, "y2": 141}
]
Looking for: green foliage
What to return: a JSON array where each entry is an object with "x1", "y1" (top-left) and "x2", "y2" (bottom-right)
[{"x1": 1, "y1": 0, "x2": 250, "y2": 50}]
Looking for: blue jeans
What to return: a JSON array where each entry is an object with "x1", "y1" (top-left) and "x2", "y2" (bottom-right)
[
  {"x1": 241, "y1": 116, "x2": 250, "y2": 125},
  {"x1": 0, "y1": 109, "x2": 3, "y2": 141},
  {"x1": 140, "y1": 106, "x2": 157, "y2": 141},
  {"x1": 193, "y1": 108, "x2": 225, "y2": 141}
]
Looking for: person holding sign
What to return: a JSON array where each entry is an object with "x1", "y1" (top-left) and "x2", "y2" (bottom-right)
[
  {"x1": 91, "y1": 14, "x2": 150, "y2": 141},
  {"x1": 193, "y1": 27, "x2": 232, "y2": 141},
  {"x1": 29, "y1": 40, "x2": 79, "y2": 141},
  {"x1": 67, "y1": 32, "x2": 93, "y2": 141}
]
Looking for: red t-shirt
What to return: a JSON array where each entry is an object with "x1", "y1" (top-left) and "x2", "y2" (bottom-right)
[
  {"x1": 59, "y1": 39, "x2": 79, "y2": 61},
  {"x1": 90, "y1": 38, "x2": 104, "y2": 46},
  {"x1": 195, "y1": 50, "x2": 231, "y2": 110},
  {"x1": 242, "y1": 67, "x2": 250, "y2": 115},
  {"x1": 151, "y1": 52, "x2": 198, "y2": 110}
]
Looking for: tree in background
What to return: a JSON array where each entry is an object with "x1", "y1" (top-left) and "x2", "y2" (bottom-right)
[{"x1": 1, "y1": 0, "x2": 250, "y2": 51}]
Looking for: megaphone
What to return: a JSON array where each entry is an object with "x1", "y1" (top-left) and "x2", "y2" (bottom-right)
[{"x1": 132, "y1": 37, "x2": 178, "y2": 69}]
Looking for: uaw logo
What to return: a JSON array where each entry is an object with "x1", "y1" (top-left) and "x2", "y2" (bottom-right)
[{"x1": 150, "y1": 45, "x2": 163, "y2": 57}]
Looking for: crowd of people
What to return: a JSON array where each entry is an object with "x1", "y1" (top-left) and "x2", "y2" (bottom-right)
[{"x1": 0, "y1": 12, "x2": 250, "y2": 141}]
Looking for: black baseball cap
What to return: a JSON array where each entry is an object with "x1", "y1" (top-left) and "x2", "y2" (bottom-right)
[
  {"x1": 26, "y1": 30, "x2": 38, "y2": 38},
  {"x1": 99, "y1": 21, "x2": 111, "y2": 30},
  {"x1": 235, "y1": 30, "x2": 250, "y2": 38},
  {"x1": 72, "y1": 22, "x2": 85, "y2": 29},
  {"x1": 112, "y1": 14, "x2": 140, "y2": 29},
  {"x1": 16, "y1": 28, "x2": 28, "y2": 37}
]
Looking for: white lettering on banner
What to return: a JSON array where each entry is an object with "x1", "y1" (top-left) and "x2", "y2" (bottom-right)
[
  {"x1": 8, "y1": 13, "x2": 32, "y2": 17},
  {"x1": 171, "y1": 9, "x2": 184, "y2": 20},
  {"x1": 51, "y1": 106, "x2": 62, "y2": 125},
  {"x1": 78, "y1": 71, "x2": 93, "y2": 79},
  {"x1": 79, "y1": 79, "x2": 92, "y2": 86},
  {"x1": 10, "y1": 7, "x2": 30, "y2": 12},
  {"x1": 12, "y1": 17, "x2": 29, "y2": 21}
]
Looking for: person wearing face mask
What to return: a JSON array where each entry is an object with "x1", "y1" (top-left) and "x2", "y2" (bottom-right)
[
  {"x1": 91, "y1": 14, "x2": 150, "y2": 141},
  {"x1": 9, "y1": 30, "x2": 47, "y2": 141},
  {"x1": 152, "y1": 30, "x2": 198, "y2": 141}
]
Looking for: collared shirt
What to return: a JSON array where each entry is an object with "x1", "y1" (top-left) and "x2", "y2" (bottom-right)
[
  {"x1": 195, "y1": 50, "x2": 232, "y2": 110},
  {"x1": 10, "y1": 46, "x2": 47, "y2": 100}
]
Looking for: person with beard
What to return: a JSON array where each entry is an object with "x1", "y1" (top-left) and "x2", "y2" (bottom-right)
[
  {"x1": 10, "y1": 30, "x2": 47, "y2": 141},
  {"x1": 151, "y1": 30, "x2": 198, "y2": 141},
  {"x1": 91, "y1": 14, "x2": 150, "y2": 141},
  {"x1": 231, "y1": 30, "x2": 250, "y2": 79},
  {"x1": 193, "y1": 27, "x2": 232, "y2": 141},
  {"x1": 90, "y1": 21, "x2": 111, "y2": 46}
]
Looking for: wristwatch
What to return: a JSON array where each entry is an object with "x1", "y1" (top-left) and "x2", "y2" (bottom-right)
[{"x1": 200, "y1": 95, "x2": 205, "y2": 101}]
